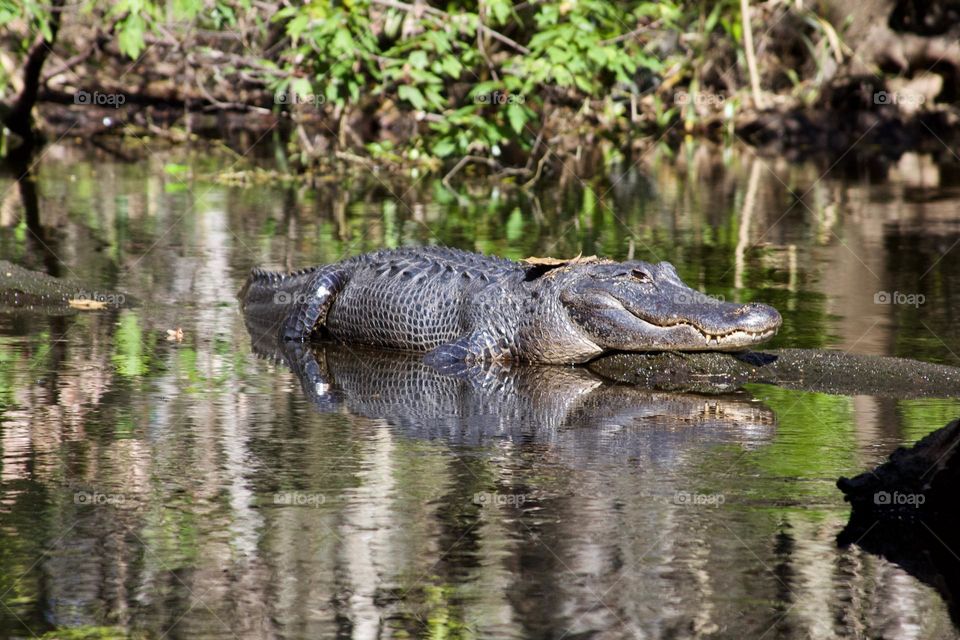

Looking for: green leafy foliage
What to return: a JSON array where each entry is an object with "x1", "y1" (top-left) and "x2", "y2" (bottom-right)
[
  {"x1": 260, "y1": 0, "x2": 759, "y2": 167},
  {"x1": 1, "y1": 0, "x2": 836, "y2": 169},
  {"x1": 274, "y1": 0, "x2": 382, "y2": 106}
]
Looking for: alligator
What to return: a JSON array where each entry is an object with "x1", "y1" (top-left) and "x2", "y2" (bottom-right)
[{"x1": 239, "y1": 246, "x2": 782, "y2": 364}]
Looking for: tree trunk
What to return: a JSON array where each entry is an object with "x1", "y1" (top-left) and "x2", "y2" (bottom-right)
[{"x1": 3, "y1": 0, "x2": 64, "y2": 151}]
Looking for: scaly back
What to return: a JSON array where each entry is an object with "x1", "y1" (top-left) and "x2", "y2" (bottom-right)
[{"x1": 325, "y1": 247, "x2": 524, "y2": 351}]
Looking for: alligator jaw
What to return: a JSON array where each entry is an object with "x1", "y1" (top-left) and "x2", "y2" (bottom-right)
[
  {"x1": 624, "y1": 301, "x2": 782, "y2": 351},
  {"x1": 649, "y1": 320, "x2": 781, "y2": 350}
]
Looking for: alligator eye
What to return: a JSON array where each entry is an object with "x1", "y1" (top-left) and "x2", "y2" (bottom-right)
[{"x1": 631, "y1": 269, "x2": 652, "y2": 283}]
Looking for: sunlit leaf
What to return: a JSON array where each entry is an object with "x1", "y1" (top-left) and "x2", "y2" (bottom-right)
[
  {"x1": 398, "y1": 84, "x2": 426, "y2": 110},
  {"x1": 117, "y1": 13, "x2": 146, "y2": 58},
  {"x1": 506, "y1": 103, "x2": 527, "y2": 134}
]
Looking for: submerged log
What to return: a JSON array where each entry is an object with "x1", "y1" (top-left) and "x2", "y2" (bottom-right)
[
  {"x1": 837, "y1": 419, "x2": 960, "y2": 625},
  {"x1": 588, "y1": 349, "x2": 960, "y2": 398},
  {"x1": 0, "y1": 260, "x2": 134, "y2": 314}
]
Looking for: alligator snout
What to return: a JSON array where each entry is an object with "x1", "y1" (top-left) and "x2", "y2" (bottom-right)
[
  {"x1": 692, "y1": 301, "x2": 782, "y2": 342},
  {"x1": 734, "y1": 303, "x2": 764, "y2": 315},
  {"x1": 734, "y1": 302, "x2": 782, "y2": 332}
]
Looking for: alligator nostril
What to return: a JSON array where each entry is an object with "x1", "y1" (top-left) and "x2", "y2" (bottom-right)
[{"x1": 735, "y1": 303, "x2": 766, "y2": 315}]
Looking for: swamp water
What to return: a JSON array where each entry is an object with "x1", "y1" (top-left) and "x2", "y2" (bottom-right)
[{"x1": 0, "y1": 145, "x2": 959, "y2": 639}]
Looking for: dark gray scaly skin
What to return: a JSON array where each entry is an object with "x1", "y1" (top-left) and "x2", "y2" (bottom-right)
[{"x1": 239, "y1": 246, "x2": 783, "y2": 365}]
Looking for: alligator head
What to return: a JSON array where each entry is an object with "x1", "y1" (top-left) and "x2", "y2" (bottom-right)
[{"x1": 554, "y1": 260, "x2": 781, "y2": 352}]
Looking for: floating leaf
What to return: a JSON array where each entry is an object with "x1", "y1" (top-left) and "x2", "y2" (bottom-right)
[{"x1": 68, "y1": 298, "x2": 107, "y2": 310}]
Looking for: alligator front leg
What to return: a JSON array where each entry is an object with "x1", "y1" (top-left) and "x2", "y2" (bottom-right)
[
  {"x1": 423, "y1": 330, "x2": 512, "y2": 370},
  {"x1": 280, "y1": 267, "x2": 350, "y2": 342}
]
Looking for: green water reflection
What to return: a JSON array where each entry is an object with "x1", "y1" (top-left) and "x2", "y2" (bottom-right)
[{"x1": 0, "y1": 145, "x2": 958, "y2": 638}]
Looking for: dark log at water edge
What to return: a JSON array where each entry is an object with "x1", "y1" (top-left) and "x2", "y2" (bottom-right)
[{"x1": 589, "y1": 349, "x2": 960, "y2": 398}]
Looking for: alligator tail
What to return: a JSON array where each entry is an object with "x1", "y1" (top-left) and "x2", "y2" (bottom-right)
[{"x1": 239, "y1": 265, "x2": 349, "y2": 342}]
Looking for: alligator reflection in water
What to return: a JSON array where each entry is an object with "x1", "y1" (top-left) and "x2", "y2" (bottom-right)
[
  {"x1": 838, "y1": 419, "x2": 960, "y2": 627},
  {"x1": 245, "y1": 314, "x2": 778, "y2": 461}
]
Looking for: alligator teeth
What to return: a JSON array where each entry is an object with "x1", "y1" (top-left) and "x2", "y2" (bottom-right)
[
  {"x1": 651, "y1": 319, "x2": 776, "y2": 344},
  {"x1": 700, "y1": 328, "x2": 774, "y2": 343}
]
